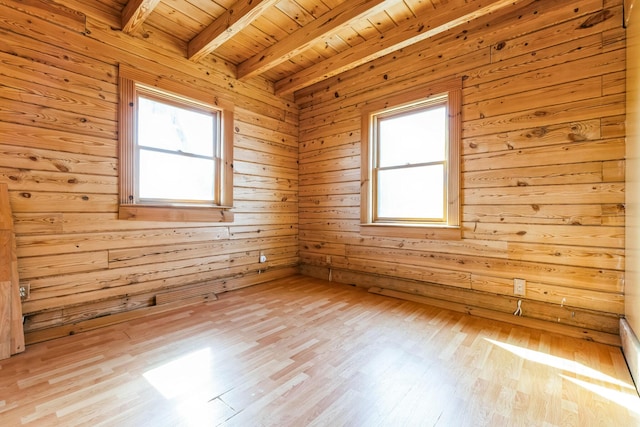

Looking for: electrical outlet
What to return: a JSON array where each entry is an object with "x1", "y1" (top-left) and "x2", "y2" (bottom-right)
[
  {"x1": 19, "y1": 283, "x2": 30, "y2": 301},
  {"x1": 514, "y1": 278, "x2": 526, "y2": 296},
  {"x1": 326, "y1": 255, "x2": 331, "y2": 264},
  {"x1": 259, "y1": 254, "x2": 267, "y2": 263}
]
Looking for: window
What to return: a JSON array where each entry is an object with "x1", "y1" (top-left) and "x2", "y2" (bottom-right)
[
  {"x1": 118, "y1": 65, "x2": 233, "y2": 222},
  {"x1": 361, "y1": 79, "x2": 461, "y2": 239}
]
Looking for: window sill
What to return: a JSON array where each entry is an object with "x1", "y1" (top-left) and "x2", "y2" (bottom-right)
[
  {"x1": 360, "y1": 223, "x2": 461, "y2": 240},
  {"x1": 119, "y1": 205, "x2": 234, "y2": 223}
]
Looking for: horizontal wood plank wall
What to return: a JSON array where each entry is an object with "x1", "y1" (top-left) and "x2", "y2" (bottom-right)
[
  {"x1": 297, "y1": 0, "x2": 626, "y2": 345},
  {"x1": 0, "y1": 0, "x2": 299, "y2": 343}
]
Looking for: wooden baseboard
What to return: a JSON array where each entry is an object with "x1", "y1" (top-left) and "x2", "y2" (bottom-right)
[
  {"x1": 25, "y1": 293, "x2": 215, "y2": 345},
  {"x1": 300, "y1": 264, "x2": 621, "y2": 346},
  {"x1": 369, "y1": 286, "x2": 620, "y2": 346},
  {"x1": 25, "y1": 267, "x2": 296, "y2": 345},
  {"x1": 620, "y1": 319, "x2": 640, "y2": 394}
]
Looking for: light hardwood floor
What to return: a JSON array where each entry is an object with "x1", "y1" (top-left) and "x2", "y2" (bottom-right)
[{"x1": 1, "y1": 275, "x2": 638, "y2": 426}]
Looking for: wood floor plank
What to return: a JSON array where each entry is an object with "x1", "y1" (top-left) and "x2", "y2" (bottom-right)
[{"x1": 0, "y1": 275, "x2": 638, "y2": 426}]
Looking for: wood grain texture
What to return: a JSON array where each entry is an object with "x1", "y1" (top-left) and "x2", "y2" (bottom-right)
[
  {"x1": 298, "y1": 1, "x2": 626, "y2": 336},
  {"x1": 0, "y1": 0, "x2": 631, "y2": 348},
  {"x1": 0, "y1": 183, "x2": 25, "y2": 358},
  {"x1": 121, "y1": 0, "x2": 161, "y2": 34},
  {"x1": 275, "y1": 0, "x2": 531, "y2": 95},
  {"x1": 188, "y1": 0, "x2": 281, "y2": 63},
  {"x1": 236, "y1": 0, "x2": 392, "y2": 80},
  {"x1": 0, "y1": 0, "x2": 298, "y2": 335},
  {"x1": 1, "y1": 276, "x2": 638, "y2": 426}
]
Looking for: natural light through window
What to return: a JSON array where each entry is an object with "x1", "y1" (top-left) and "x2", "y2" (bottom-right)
[
  {"x1": 360, "y1": 79, "x2": 461, "y2": 237},
  {"x1": 560, "y1": 375, "x2": 640, "y2": 415},
  {"x1": 118, "y1": 65, "x2": 234, "y2": 222},
  {"x1": 375, "y1": 99, "x2": 447, "y2": 222},
  {"x1": 486, "y1": 338, "x2": 640, "y2": 414},
  {"x1": 143, "y1": 348, "x2": 213, "y2": 399},
  {"x1": 137, "y1": 96, "x2": 217, "y2": 203},
  {"x1": 377, "y1": 104, "x2": 446, "y2": 221}
]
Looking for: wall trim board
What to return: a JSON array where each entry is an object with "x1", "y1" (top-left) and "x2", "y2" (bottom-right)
[
  {"x1": 0, "y1": 183, "x2": 25, "y2": 358},
  {"x1": 299, "y1": 264, "x2": 621, "y2": 346},
  {"x1": 625, "y1": 0, "x2": 640, "y2": 391},
  {"x1": 620, "y1": 319, "x2": 640, "y2": 394},
  {"x1": 24, "y1": 267, "x2": 296, "y2": 345}
]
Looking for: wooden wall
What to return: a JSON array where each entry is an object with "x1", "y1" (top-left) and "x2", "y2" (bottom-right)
[
  {"x1": 0, "y1": 0, "x2": 629, "y2": 347},
  {"x1": 298, "y1": 0, "x2": 626, "y2": 345},
  {"x1": 0, "y1": 0, "x2": 299, "y2": 343}
]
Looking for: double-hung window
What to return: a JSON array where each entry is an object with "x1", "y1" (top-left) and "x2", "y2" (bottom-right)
[
  {"x1": 118, "y1": 65, "x2": 233, "y2": 222},
  {"x1": 361, "y1": 79, "x2": 461, "y2": 238}
]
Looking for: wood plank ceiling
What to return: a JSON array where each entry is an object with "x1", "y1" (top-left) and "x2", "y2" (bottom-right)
[{"x1": 118, "y1": 0, "x2": 529, "y2": 97}]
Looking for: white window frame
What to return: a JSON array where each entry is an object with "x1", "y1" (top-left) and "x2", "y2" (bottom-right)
[
  {"x1": 118, "y1": 64, "x2": 233, "y2": 222},
  {"x1": 361, "y1": 79, "x2": 461, "y2": 239}
]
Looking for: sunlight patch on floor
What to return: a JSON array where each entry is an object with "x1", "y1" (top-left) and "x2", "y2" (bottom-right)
[
  {"x1": 143, "y1": 348, "x2": 213, "y2": 399},
  {"x1": 485, "y1": 338, "x2": 634, "y2": 389},
  {"x1": 486, "y1": 338, "x2": 640, "y2": 415},
  {"x1": 560, "y1": 375, "x2": 640, "y2": 415}
]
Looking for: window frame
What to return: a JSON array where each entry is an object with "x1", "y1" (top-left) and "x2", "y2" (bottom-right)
[
  {"x1": 118, "y1": 64, "x2": 234, "y2": 222},
  {"x1": 360, "y1": 79, "x2": 461, "y2": 240}
]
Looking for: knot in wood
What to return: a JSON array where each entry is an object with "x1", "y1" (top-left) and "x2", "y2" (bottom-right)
[{"x1": 579, "y1": 10, "x2": 612, "y2": 29}]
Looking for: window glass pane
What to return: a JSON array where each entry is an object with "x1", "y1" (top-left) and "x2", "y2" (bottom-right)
[
  {"x1": 138, "y1": 96, "x2": 215, "y2": 157},
  {"x1": 377, "y1": 165, "x2": 444, "y2": 220},
  {"x1": 379, "y1": 105, "x2": 446, "y2": 167},
  {"x1": 139, "y1": 149, "x2": 215, "y2": 202}
]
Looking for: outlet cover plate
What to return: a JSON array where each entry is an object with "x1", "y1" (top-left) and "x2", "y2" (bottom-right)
[{"x1": 514, "y1": 278, "x2": 526, "y2": 296}]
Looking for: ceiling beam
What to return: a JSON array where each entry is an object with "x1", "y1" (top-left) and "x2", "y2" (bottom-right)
[
  {"x1": 121, "y1": 0, "x2": 160, "y2": 34},
  {"x1": 237, "y1": 0, "x2": 395, "y2": 81},
  {"x1": 188, "y1": 0, "x2": 280, "y2": 63},
  {"x1": 275, "y1": 0, "x2": 528, "y2": 96}
]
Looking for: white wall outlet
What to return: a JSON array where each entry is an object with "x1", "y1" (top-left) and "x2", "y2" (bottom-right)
[
  {"x1": 326, "y1": 255, "x2": 331, "y2": 264},
  {"x1": 259, "y1": 254, "x2": 267, "y2": 263},
  {"x1": 514, "y1": 278, "x2": 526, "y2": 296},
  {"x1": 19, "y1": 282, "x2": 30, "y2": 300}
]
